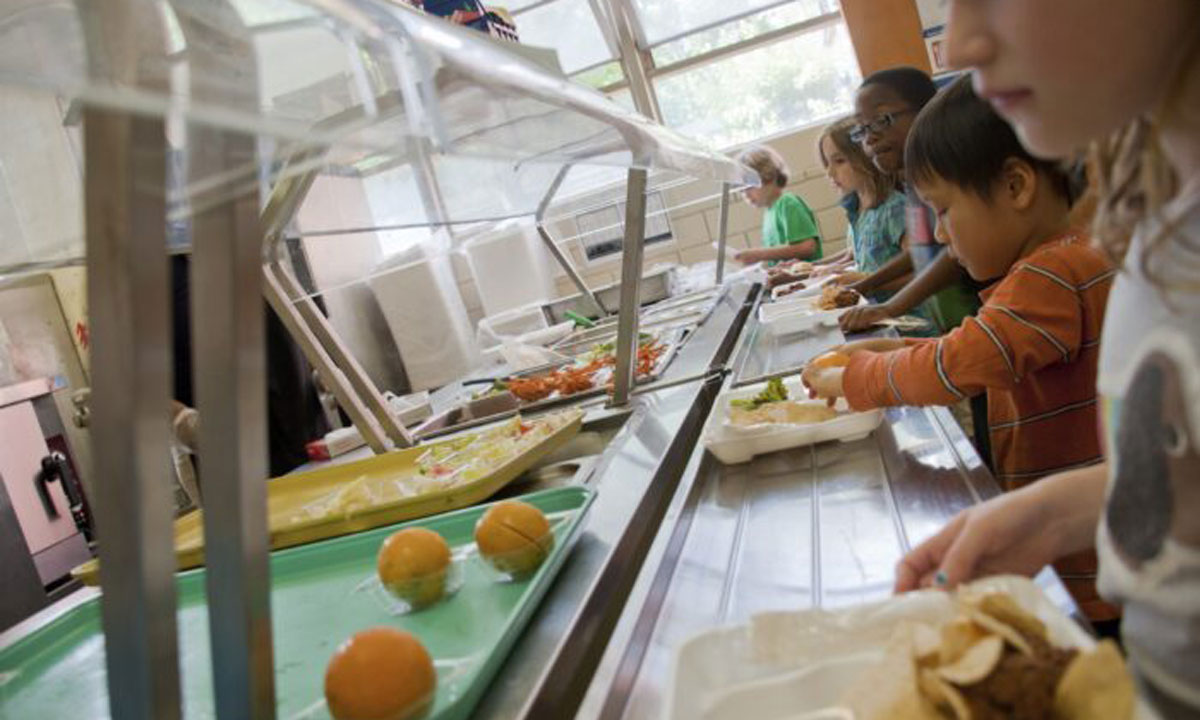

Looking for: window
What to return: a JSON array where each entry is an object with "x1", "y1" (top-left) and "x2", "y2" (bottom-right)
[
  {"x1": 651, "y1": 1, "x2": 838, "y2": 66},
  {"x1": 510, "y1": 0, "x2": 618, "y2": 75},
  {"x1": 632, "y1": 0, "x2": 829, "y2": 46},
  {"x1": 655, "y1": 22, "x2": 860, "y2": 148},
  {"x1": 576, "y1": 191, "x2": 672, "y2": 262},
  {"x1": 505, "y1": 1, "x2": 857, "y2": 152}
]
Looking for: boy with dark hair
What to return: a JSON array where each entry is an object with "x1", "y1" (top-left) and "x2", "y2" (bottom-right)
[{"x1": 803, "y1": 74, "x2": 1116, "y2": 621}]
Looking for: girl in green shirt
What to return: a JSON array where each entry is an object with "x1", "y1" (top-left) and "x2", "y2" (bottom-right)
[{"x1": 733, "y1": 145, "x2": 823, "y2": 265}]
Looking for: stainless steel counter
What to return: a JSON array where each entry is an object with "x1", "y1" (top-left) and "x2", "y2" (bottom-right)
[{"x1": 578, "y1": 356, "x2": 1083, "y2": 720}]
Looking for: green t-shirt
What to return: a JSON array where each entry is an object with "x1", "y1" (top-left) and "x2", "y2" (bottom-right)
[{"x1": 763, "y1": 193, "x2": 822, "y2": 261}]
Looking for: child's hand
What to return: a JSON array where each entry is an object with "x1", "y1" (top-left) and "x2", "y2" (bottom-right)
[
  {"x1": 801, "y1": 365, "x2": 845, "y2": 407},
  {"x1": 839, "y1": 304, "x2": 894, "y2": 332}
]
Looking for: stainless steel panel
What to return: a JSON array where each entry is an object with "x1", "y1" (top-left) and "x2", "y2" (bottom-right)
[
  {"x1": 611, "y1": 169, "x2": 648, "y2": 406},
  {"x1": 180, "y1": 2, "x2": 277, "y2": 713},
  {"x1": 593, "y1": 400, "x2": 1079, "y2": 720},
  {"x1": 83, "y1": 100, "x2": 181, "y2": 719},
  {"x1": 715, "y1": 183, "x2": 730, "y2": 285},
  {"x1": 731, "y1": 319, "x2": 845, "y2": 387}
]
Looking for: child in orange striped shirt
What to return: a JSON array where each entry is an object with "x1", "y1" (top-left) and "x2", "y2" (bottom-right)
[{"x1": 802, "y1": 74, "x2": 1116, "y2": 620}]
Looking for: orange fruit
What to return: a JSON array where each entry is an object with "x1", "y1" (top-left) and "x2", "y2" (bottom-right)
[
  {"x1": 809, "y1": 351, "x2": 850, "y2": 370},
  {"x1": 324, "y1": 627, "x2": 435, "y2": 720},
  {"x1": 474, "y1": 501, "x2": 554, "y2": 578},
  {"x1": 377, "y1": 528, "x2": 451, "y2": 608}
]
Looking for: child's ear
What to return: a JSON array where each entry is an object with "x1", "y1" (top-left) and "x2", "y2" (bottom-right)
[{"x1": 1002, "y1": 158, "x2": 1037, "y2": 210}]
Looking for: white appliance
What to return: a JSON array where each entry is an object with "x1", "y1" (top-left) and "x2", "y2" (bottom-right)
[
  {"x1": 463, "y1": 220, "x2": 558, "y2": 316},
  {"x1": 369, "y1": 251, "x2": 480, "y2": 391}
]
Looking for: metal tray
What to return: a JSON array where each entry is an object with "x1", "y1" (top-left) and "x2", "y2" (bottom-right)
[
  {"x1": 729, "y1": 299, "x2": 846, "y2": 389},
  {"x1": 1, "y1": 486, "x2": 597, "y2": 720},
  {"x1": 417, "y1": 333, "x2": 683, "y2": 440},
  {"x1": 72, "y1": 411, "x2": 584, "y2": 584}
]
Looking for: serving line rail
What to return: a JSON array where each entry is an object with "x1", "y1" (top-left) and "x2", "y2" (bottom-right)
[{"x1": 578, "y1": 341, "x2": 1086, "y2": 720}]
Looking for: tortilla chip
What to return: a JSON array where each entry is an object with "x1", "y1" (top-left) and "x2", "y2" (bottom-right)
[
  {"x1": 918, "y1": 667, "x2": 972, "y2": 720},
  {"x1": 938, "y1": 617, "x2": 987, "y2": 665},
  {"x1": 912, "y1": 622, "x2": 942, "y2": 666},
  {"x1": 1054, "y1": 639, "x2": 1135, "y2": 720},
  {"x1": 958, "y1": 604, "x2": 1033, "y2": 657},
  {"x1": 970, "y1": 592, "x2": 1048, "y2": 643},
  {"x1": 937, "y1": 634, "x2": 1004, "y2": 686}
]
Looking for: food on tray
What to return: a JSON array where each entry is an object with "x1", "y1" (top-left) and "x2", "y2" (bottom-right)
[
  {"x1": 475, "y1": 500, "x2": 554, "y2": 578},
  {"x1": 729, "y1": 400, "x2": 838, "y2": 427},
  {"x1": 767, "y1": 270, "x2": 808, "y2": 289},
  {"x1": 730, "y1": 377, "x2": 789, "y2": 410},
  {"x1": 817, "y1": 285, "x2": 862, "y2": 310},
  {"x1": 775, "y1": 260, "x2": 813, "y2": 275},
  {"x1": 506, "y1": 339, "x2": 667, "y2": 403},
  {"x1": 415, "y1": 414, "x2": 563, "y2": 486},
  {"x1": 774, "y1": 281, "x2": 807, "y2": 297},
  {"x1": 809, "y1": 350, "x2": 851, "y2": 370},
  {"x1": 727, "y1": 378, "x2": 840, "y2": 426},
  {"x1": 325, "y1": 627, "x2": 436, "y2": 720},
  {"x1": 582, "y1": 332, "x2": 655, "y2": 362},
  {"x1": 843, "y1": 590, "x2": 1134, "y2": 720},
  {"x1": 505, "y1": 361, "x2": 601, "y2": 402},
  {"x1": 377, "y1": 527, "x2": 452, "y2": 609}
]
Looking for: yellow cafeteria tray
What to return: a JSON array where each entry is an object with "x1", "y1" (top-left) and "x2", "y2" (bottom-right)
[{"x1": 72, "y1": 409, "x2": 583, "y2": 585}]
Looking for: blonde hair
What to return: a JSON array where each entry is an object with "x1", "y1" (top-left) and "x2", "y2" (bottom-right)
[
  {"x1": 818, "y1": 117, "x2": 897, "y2": 209},
  {"x1": 738, "y1": 145, "x2": 790, "y2": 187},
  {"x1": 1090, "y1": 33, "x2": 1199, "y2": 292}
]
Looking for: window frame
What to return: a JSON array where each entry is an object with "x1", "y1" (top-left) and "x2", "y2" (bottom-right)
[{"x1": 573, "y1": 189, "x2": 675, "y2": 266}]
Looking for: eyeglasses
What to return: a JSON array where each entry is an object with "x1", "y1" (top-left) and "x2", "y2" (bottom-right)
[{"x1": 849, "y1": 109, "x2": 916, "y2": 143}]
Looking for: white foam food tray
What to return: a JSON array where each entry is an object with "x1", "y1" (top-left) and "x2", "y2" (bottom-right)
[
  {"x1": 666, "y1": 575, "x2": 1158, "y2": 720},
  {"x1": 758, "y1": 294, "x2": 869, "y2": 336},
  {"x1": 702, "y1": 376, "x2": 882, "y2": 464},
  {"x1": 769, "y1": 273, "x2": 837, "y2": 301}
]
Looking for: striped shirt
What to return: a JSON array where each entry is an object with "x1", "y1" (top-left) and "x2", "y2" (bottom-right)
[{"x1": 844, "y1": 233, "x2": 1117, "y2": 619}]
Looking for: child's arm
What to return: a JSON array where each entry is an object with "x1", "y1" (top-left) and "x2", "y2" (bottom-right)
[
  {"x1": 840, "y1": 251, "x2": 959, "y2": 332},
  {"x1": 839, "y1": 260, "x2": 1091, "y2": 410},
  {"x1": 737, "y1": 240, "x2": 818, "y2": 264},
  {"x1": 815, "y1": 248, "x2": 853, "y2": 266}
]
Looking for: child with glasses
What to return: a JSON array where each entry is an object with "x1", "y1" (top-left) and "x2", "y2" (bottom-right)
[
  {"x1": 838, "y1": 67, "x2": 985, "y2": 337},
  {"x1": 732, "y1": 145, "x2": 823, "y2": 266},
  {"x1": 802, "y1": 75, "x2": 1116, "y2": 622}
]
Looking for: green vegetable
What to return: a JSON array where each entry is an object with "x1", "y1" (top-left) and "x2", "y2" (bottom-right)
[
  {"x1": 565, "y1": 310, "x2": 597, "y2": 328},
  {"x1": 729, "y1": 377, "x2": 789, "y2": 410}
]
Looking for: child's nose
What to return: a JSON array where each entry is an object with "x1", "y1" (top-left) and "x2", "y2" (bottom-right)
[
  {"x1": 945, "y1": 0, "x2": 997, "y2": 70},
  {"x1": 934, "y1": 218, "x2": 950, "y2": 245}
]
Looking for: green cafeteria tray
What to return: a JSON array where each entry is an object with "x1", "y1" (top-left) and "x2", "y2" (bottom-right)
[{"x1": 0, "y1": 486, "x2": 596, "y2": 719}]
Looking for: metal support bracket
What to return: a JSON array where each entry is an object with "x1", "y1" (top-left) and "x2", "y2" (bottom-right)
[
  {"x1": 715, "y1": 183, "x2": 731, "y2": 285},
  {"x1": 610, "y1": 168, "x2": 648, "y2": 406}
]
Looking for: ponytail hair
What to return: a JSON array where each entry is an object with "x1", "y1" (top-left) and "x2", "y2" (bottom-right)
[{"x1": 1090, "y1": 33, "x2": 1199, "y2": 294}]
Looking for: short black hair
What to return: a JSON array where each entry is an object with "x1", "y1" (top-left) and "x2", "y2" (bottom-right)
[
  {"x1": 860, "y1": 66, "x2": 938, "y2": 111},
  {"x1": 905, "y1": 74, "x2": 1072, "y2": 201}
]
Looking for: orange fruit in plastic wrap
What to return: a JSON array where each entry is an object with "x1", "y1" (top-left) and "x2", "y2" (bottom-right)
[
  {"x1": 474, "y1": 500, "x2": 554, "y2": 578},
  {"x1": 377, "y1": 527, "x2": 452, "y2": 609},
  {"x1": 810, "y1": 350, "x2": 851, "y2": 370},
  {"x1": 324, "y1": 627, "x2": 435, "y2": 720}
]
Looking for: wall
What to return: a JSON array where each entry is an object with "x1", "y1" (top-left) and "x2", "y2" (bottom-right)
[
  {"x1": 839, "y1": 0, "x2": 931, "y2": 76},
  {"x1": 448, "y1": 122, "x2": 850, "y2": 326}
]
